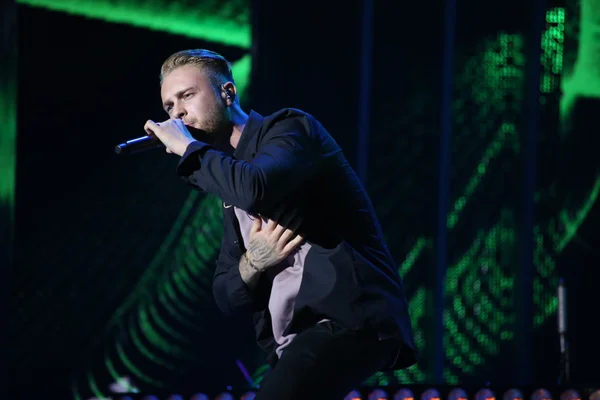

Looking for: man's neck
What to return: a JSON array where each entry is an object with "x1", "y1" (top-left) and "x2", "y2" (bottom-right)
[{"x1": 229, "y1": 106, "x2": 248, "y2": 149}]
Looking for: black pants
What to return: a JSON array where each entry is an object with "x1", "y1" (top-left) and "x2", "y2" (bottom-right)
[{"x1": 255, "y1": 321, "x2": 401, "y2": 400}]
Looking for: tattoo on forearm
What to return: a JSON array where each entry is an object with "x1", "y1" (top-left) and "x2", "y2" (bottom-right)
[{"x1": 239, "y1": 255, "x2": 260, "y2": 289}]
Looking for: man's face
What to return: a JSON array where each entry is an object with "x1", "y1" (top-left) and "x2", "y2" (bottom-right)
[{"x1": 160, "y1": 64, "x2": 229, "y2": 137}]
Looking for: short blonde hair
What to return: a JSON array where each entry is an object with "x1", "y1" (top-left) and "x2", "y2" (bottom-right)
[{"x1": 160, "y1": 49, "x2": 235, "y2": 87}]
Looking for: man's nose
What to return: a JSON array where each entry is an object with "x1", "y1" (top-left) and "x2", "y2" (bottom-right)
[{"x1": 173, "y1": 105, "x2": 186, "y2": 119}]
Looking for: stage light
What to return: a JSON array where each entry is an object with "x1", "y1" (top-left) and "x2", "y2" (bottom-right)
[
  {"x1": 190, "y1": 393, "x2": 210, "y2": 400},
  {"x1": 369, "y1": 388, "x2": 389, "y2": 400},
  {"x1": 345, "y1": 389, "x2": 362, "y2": 400},
  {"x1": 588, "y1": 390, "x2": 600, "y2": 400},
  {"x1": 108, "y1": 376, "x2": 139, "y2": 394},
  {"x1": 166, "y1": 395, "x2": 184, "y2": 400},
  {"x1": 449, "y1": 388, "x2": 468, "y2": 400},
  {"x1": 476, "y1": 388, "x2": 496, "y2": 400},
  {"x1": 394, "y1": 388, "x2": 415, "y2": 400},
  {"x1": 531, "y1": 388, "x2": 552, "y2": 400},
  {"x1": 504, "y1": 389, "x2": 524, "y2": 400},
  {"x1": 215, "y1": 392, "x2": 235, "y2": 400},
  {"x1": 240, "y1": 391, "x2": 257, "y2": 400},
  {"x1": 561, "y1": 390, "x2": 581, "y2": 400},
  {"x1": 421, "y1": 388, "x2": 441, "y2": 400}
]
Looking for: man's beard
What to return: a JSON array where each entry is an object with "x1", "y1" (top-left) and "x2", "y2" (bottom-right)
[
  {"x1": 199, "y1": 102, "x2": 228, "y2": 134},
  {"x1": 189, "y1": 104, "x2": 233, "y2": 150}
]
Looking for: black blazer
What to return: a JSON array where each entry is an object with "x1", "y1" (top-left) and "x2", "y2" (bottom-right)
[{"x1": 177, "y1": 108, "x2": 417, "y2": 370}]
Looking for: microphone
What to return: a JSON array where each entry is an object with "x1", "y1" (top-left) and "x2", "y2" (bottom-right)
[{"x1": 114, "y1": 135, "x2": 165, "y2": 155}]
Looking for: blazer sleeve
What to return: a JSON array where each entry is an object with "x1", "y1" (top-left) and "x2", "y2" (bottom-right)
[
  {"x1": 212, "y1": 210, "x2": 270, "y2": 315},
  {"x1": 176, "y1": 116, "x2": 319, "y2": 214}
]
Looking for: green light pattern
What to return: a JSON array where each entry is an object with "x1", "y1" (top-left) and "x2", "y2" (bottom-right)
[
  {"x1": 16, "y1": 0, "x2": 251, "y2": 48},
  {"x1": 447, "y1": 123, "x2": 520, "y2": 230},
  {"x1": 396, "y1": 288, "x2": 428, "y2": 383},
  {"x1": 72, "y1": 194, "x2": 223, "y2": 398},
  {"x1": 0, "y1": 69, "x2": 17, "y2": 207},
  {"x1": 146, "y1": 301, "x2": 192, "y2": 345},
  {"x1": 116, "y1": 336, "x2": 162, "y2": 387},
  {"x1": 104, "y1": 351, "x2": 124, "y2": 389},
  {"x1": 231, "y1": 54, "x2": 252, "y2": 102},
  {"x1": 388, "y1": 31, "x2": 528, "y2": 383},
  {"x1": 129, "y1": 315, "x2": 177, "y2": 369},
  {"x1": 87, "y1": 370, "x2": 104, "y2": 400},
  {"x1": 444, "y1": 218, "x2": 518, "y2": 382},
  {"x1": 561, "y1": 0, "x2": 600, "y2": 117},
  {"x1": 445, "y1": 31, "x2": 525, "y2": 381},
  {"x1": 388, "y1": 118, "x2": 522, "y2": 382},
  {"x1": 383, "y1": 8, "x2": 598, "y2": 382},
  {"x1": 97, "y1": 190, "x2": 202, "y2": 336},
  {"x1": 442, "y1": 6, "x2": 600, "y2": 383},
  {"x1": 556, "y1": 176, "x2": 600, "y2": 252},
  {"x1": 155, "y1": 283, "x2": 202, "y2": 332},
  {"x1": 138, "y1": 302, "x2": 188, "y2": 359},
  {"x1": 541, "y1": 8, "x2": 565, "y2": 94},
  {"x1": 398, "y1": 237, "x2": 432, "y2": 277}
]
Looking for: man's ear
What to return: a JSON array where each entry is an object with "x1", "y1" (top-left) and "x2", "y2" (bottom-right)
[{"x1": 221, "y1": 82, "x2": 237, "y2": 105}]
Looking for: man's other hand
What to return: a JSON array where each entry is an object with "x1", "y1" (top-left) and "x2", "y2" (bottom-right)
[{"x1": 246, "y1": 217, "x2": 304, "y2": 271}]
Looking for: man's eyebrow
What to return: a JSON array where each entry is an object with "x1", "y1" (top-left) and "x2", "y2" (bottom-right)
[{"x1": 162, "y1": 86, "x2": 195, "y2": 108}]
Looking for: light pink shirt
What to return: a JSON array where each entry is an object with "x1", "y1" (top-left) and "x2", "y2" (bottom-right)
[{"x1": 234, "y1": 208, "x2": 312, "y2": 357}]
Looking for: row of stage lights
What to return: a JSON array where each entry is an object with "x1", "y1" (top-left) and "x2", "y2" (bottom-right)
[
  {"x1": 345, "y1": 388, "x2": 600, "y2": 400},
  {"x1": 92, "y1": 387, "x2": 600, "y2": 400}
]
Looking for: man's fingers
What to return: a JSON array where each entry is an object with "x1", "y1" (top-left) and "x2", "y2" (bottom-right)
[
  {"x1": 274, "y1": 214, "x2": 302, "y2": 244},
  {"x1": 144, "y1": 119, "x2": 160, "y2": 136},
  {"x1": 279, "y1": 227, "x2": 295, "y2": 243},
  {"x1": 266, "y1": 219, "x2": 277, "y2": 231},
  {"x1": 250, "y1": 215, "x2": 262, "y2": 235},
  {"x1": 272, "y1": 223, "x2": 286, "y2": 238},
  {"x1": 282, "y1": 234, "x2": 305, "y2": 254}
]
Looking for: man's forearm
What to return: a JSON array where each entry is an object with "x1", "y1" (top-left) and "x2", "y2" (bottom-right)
[{"x1": 239, "y1": 254, "x2": 262, "y2": 290}]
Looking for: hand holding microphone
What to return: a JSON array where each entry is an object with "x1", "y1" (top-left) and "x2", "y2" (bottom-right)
[{"x1": 115, "y1": 119, "x2": 196, "y2": 156}]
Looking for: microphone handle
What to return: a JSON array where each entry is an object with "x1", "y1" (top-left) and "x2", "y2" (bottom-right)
[{"x1": 115, "y1": 135, "x2": 164, "y2": 155}]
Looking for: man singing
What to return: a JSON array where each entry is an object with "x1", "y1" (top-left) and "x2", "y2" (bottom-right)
[{"x1": 145, "y1": 49, "x2": 417, "y2": 399}]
